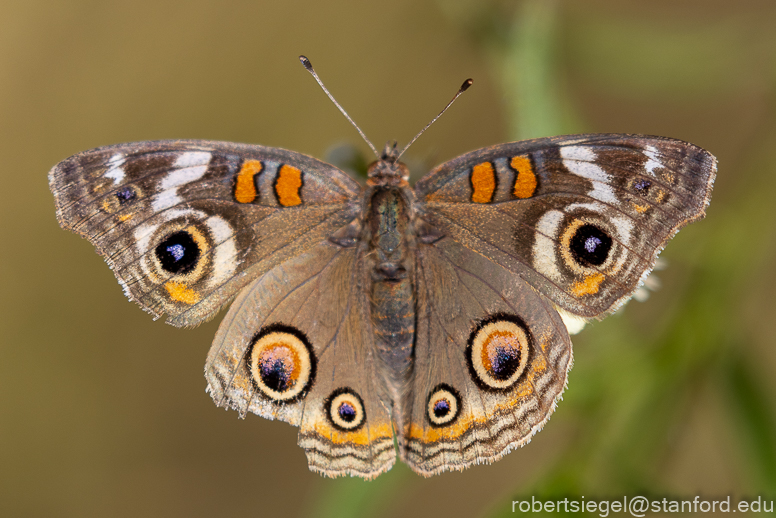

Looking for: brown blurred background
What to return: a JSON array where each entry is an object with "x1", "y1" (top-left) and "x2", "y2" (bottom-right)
[{"x1": 2, "y1": 1, "x2": 775, "y2": 517}]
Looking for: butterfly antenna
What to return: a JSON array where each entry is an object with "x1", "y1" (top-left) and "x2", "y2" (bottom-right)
[
  {"x1": 299, "y1": 55, "x2": 380, "y2": 158},
  {"x1": 396, "y1": 78, "x2": 473, "y2": 161}
]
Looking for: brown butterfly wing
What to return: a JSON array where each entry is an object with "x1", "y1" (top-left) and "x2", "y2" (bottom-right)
[
  {"x1": 398, "y1": 237, "x2": 572, "y2": 475},
  {"x1": 49, "y1": 140, "x2": 361, "y2": 327},
  {"x1": 205, "y1": 240, "x2": 396, "y2": 479},
  {"x1": 414, "y1": 134, "x2": 716, "y2": 319}
]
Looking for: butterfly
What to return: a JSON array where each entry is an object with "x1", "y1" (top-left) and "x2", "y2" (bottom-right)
[{"x1": 49, "y1": 57, "x2": 716, "y2": 479}]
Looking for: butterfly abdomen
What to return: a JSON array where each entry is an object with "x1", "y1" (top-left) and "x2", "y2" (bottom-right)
[{"x1": 368, "y1": 187, "x2": 416, "y2": 391}]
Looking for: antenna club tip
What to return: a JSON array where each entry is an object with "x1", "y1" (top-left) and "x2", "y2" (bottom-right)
[
  {"x1": 299, "y1": 55, "x2": 312, "y2": 69},
  {"x1": 460, "y1": 78, "x2": 473, "y2": 91}
]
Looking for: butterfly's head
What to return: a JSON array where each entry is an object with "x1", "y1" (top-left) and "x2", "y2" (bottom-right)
[{"x1": 366, "y1": 141, "x2": 409, "y2": 185}]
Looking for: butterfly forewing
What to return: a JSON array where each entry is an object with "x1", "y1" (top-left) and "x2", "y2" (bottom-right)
[
  {"x1": 49, "y1": 140, "x2": 361, "y2": 327},
  {"x1": 414, "y1": 134, "x2": 716, "y2": 318}
]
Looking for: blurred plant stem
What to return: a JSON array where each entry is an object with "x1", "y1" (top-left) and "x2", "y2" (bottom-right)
[
  {"x1": 497, "y1": 0, "x2": 570, "y2": 140},
  {"x1": 438, "y1": 0, "x2": 580, "y2": 139}
]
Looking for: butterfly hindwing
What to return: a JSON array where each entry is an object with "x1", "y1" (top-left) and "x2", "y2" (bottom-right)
[
  {"x1": 49, "y1": 140, "x2": 361, "y2": 326},
  {"x1": 414, "y1": 134, "x2": 716, "y2": 318},
  {"x1": 398, "y1": 237, "x2": 572, "y2": 475},
  {"x1": 205, "y1": 239, "x2": 396, "y2": 479}
]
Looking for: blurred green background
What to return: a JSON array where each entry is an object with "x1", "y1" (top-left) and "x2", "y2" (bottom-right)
[{"x1": 2, "y1": 1, "x2": 774, "y2": 516}]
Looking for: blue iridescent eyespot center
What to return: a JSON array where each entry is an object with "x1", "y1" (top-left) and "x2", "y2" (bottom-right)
[
  {"x1": 254, "y1": 341, "x2": 302, "y2": 394},
  {"x1": 433, "y1": 398, "x2": 451, "y2": 418},
  {"x1": 570, "y1": 224, "x2": 612, "y2": 267},
  {"x1": 634, "y1": 179, "x2": 651, "y2": 194},
  {"x1": 338, "y1": 402, "x2": 357, "y2": 422},
  {"x1": 115, "y1": 187, "x2": 136, "y2": 204},
  {"x1": 584, "y1": 236, "x2": 602, "y2": 254},
  {"x1": 167, "y1": 243, "x2": 185, "y2": 261},
  {"x1": 155, "y1": 231, "x2": 200, "y2": 274}
]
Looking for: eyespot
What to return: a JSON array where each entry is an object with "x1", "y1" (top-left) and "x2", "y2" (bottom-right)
[
  {"x1": 115, "y1": 186, "x2": 136, "y2": 205},
  {"x1": 248, "y1": 325, "x2": 316, "y2": 402},
  {"x1": 426, "y1": 384, "x2": 461, "y2": 427},
  {"x1": 466, "y1": 315, "x2": 530, "y2": 391},
  {"x1": 633, "y1": 179, "x2": 651, "y2": 195},
  {"x1": 569, "y1": 224, "x2": 612, "y2": 267},
  {"x1": 325, "y1": 388, "x2": 365, "y2": 431},
  {"x1": 556, "y1": 215, "x2": 627, "y2": 280},
  {"x1": 155, "y1": 230, "x2": 200, "y2": 274}
]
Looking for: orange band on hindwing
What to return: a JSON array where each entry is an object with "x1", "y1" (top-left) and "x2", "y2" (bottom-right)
[
  {"x1": 275, "y1": 165, "x2": 303, "y2": 206},
  {"x1": 511, "y1": 155, "x2": 537, "y2": 198},
  {"x1": 234, "y1": 160, "x2": 263, "y2": 203},
  {"x1": 470, "y1": 162, "x2": 496, "y2": 203}
]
